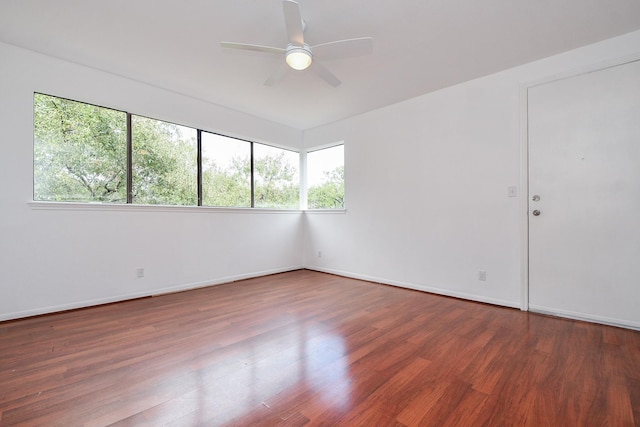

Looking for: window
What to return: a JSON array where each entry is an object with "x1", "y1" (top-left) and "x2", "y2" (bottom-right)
[
  {"x1": 307, "y1": 144, "x2": 344, "y2": 209},
  {"x1": 131, "y1": 116, "x2": 197, "y2": 206},
  {"x1": 201, "y1": 131, "x2": 251, "y2": 207},
  {"x1": 33, "y1": 94, "x2": 301, "y2": 209},
  {"x1": 253, "y1": 144, "x2": 300, "y2": 209},
  {"x1": 33, "y1": 93, "x2": 127, "y2": 203}
]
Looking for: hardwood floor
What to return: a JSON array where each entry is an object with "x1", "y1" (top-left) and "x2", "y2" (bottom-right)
[{"x1": 1, "y1": 270, "x2": 639, "y2": 426}]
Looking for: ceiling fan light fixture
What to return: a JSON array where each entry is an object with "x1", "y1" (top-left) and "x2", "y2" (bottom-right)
[
  {"x1": 220, "y1": 0, "x2": 372, "y2": 86},
  {"x1": 286, "y1": 46, "x2": 312, "y2": 70}
]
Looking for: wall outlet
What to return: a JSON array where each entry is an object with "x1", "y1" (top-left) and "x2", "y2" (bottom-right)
[
  {"x1": 478, "y1": 270, "x2": 487, "y2": 281},
  {"x1": 317, "y1": 251, "x2": 322, "y2": 258},
  {"x1": 136, "y1": 268, "x2": 144, "y2": 278}
]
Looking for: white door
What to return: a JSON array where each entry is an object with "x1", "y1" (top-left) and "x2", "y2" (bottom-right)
[{"x1": 528, "y1": 60, "x2": 640, "y2": 329}]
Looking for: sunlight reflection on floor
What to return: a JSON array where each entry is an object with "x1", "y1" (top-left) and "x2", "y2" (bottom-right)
[{"x1": 156, "y1": 319, "x2": 352, "y2": 425}]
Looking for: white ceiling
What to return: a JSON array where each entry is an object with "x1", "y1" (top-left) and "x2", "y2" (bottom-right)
[{"x1": 1, "y1": 0, "x2": 640, "y2": 130}]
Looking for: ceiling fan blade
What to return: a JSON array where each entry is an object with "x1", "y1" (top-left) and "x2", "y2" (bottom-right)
[
  {"x1": 220, "y1": 42, "x2": 285, "y2": 55},
  {"x1": 283, "y1": 0, "x2": 305, "y2": 46},
  {"x1": 311, "y1": 62, "x2": 341, "y2": 87},
  {"x1": 312, "y1": 37, "x2": 373, "y2": 60},
  {"x1": 264, "y1": 63, "x2": 289, "y2": 86}
]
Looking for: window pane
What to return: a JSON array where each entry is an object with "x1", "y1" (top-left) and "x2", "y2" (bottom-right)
[
  {"x1": 33, "y1": 94, "x2": 127, "y2": 202},
  {"x1": 131, "y1": 116, "x2": 197, "y2": 205},
  {"x1": 307, "y1": 145, "x2": 344, "y2": 209},
  {"x1": 201, "y1": 132, "x2": 251, "y2": 207},
  {"x1": 254, "y1": 144, "x2": 300, "y2": 209}
]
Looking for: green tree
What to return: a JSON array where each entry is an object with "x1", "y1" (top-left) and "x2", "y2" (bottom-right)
[
  {"x1": 131, "y1": 116, "x2": 197, "y2": 205},
  {"x1": 254, "y1": 151, "x2": 299, "y2": 209},
  {"x1": 34, "y1": 94, "x2": 300, "y2": 208},
  {"x1": 204, "y1": 150, "x2": 300, "y2": 209},
  {"x1": 34, "y1": 94, "x2": 127, "y2": 202},
  {"x1": 308, "y1": 166, "x2": 344, "y2": 209},
  {"x1": 202, "y1": 155, "x2": 251, "y2": 207}
]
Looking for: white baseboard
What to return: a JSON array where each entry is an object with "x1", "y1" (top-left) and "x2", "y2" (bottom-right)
[
  {"x1": 149, "y1": 265, "x2": 304, "y2": 297},
  {"x1": 0, "y1": 265, "x2": 303, "y2": 322},
  {"x1": 529, "y1": 305, "x2": 640, "y2": 331},
  {"x1": 305, "y1": 266, "x2": 520, "y2": 309},
  {"x1": 6, "y1": 265, "x2": 638, "y2": 332}
]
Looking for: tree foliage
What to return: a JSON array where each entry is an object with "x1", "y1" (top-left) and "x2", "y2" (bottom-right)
[
  {"x1": 33, "y1": 94, "x2": 300, "y2": 208},
  {"x1": 34, "y1": 94, "x2": 127, "y2": 202},
  {"x1": 131, "y1": 116, "x2": 197, "y2": 205},
  {"x1": 202, "y1": 151, "x2": 299, "y2": 208},
  {"x1": 308, "y1": 166, "x2": 344, "y2": 209},
  {"x1": 254, "y1": 151, "x2": 299, "y2": 209},
  {"x1": 202, "y1": 156, "x2": 251, "y2": 207}
]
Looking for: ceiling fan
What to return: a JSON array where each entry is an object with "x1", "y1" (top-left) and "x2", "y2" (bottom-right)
[{"x1": 220, "y1": 0, "x2": 373, "y2": 87}]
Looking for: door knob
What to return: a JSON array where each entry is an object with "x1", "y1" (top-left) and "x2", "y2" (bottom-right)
[
  {"x1": 532, "y1": 210, "x2": 541, "y2": 216},
  {"x1": 532, "y1": 195, "x2": 540, "y2": 202}
]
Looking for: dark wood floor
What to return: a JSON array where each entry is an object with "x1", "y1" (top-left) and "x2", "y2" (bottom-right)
[{"x1": 1, "y1": 270, "x2": 639, "y2": 426}]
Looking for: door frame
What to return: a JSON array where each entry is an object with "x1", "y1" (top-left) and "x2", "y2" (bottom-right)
[{"x1": 519, "y1": 53, "x2": 640, "y2": 314}]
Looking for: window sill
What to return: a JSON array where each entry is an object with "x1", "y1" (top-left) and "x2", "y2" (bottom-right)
[
  {"x1": 303, "y1": 209, "x2": 347, "y2": 214},
  {"x1": 28, "y1": 201, "x2": 302, "y2": 214}
]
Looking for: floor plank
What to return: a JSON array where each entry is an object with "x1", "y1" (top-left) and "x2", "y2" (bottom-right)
[{"x1": 1, "y1": 270, "x2": 639, "y2": 426}]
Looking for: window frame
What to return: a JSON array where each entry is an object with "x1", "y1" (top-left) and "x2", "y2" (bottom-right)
[
  {"x1": 253, "y1": 142, "x2": 301, "y2": 209},
  {"x1": 130, "y1": 113, "x2": 199, "y2": 206},
  {"x1": 200, "y1": 129, "x2": 252, "y2": 208},
  {"x1": 32, "y1": 93, "x2": 301, "y2": 210},
  {"x1": 305, "y1": 143, "x2": 345, "y2": 210},
  {"x1": 33, "y1": 93, "x2": 129, "y2": 203}
]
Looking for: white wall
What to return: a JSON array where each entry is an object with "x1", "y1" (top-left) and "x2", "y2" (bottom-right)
[
  {"x1": 3, "y1": 30, "x2": 640, "y2": 322},
  {"x1": 0, "y1": 42, "x2": 304, "y2": 321},
  {"x1": 303, "y1": 30, "x2": 640, "y2": 309}
]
